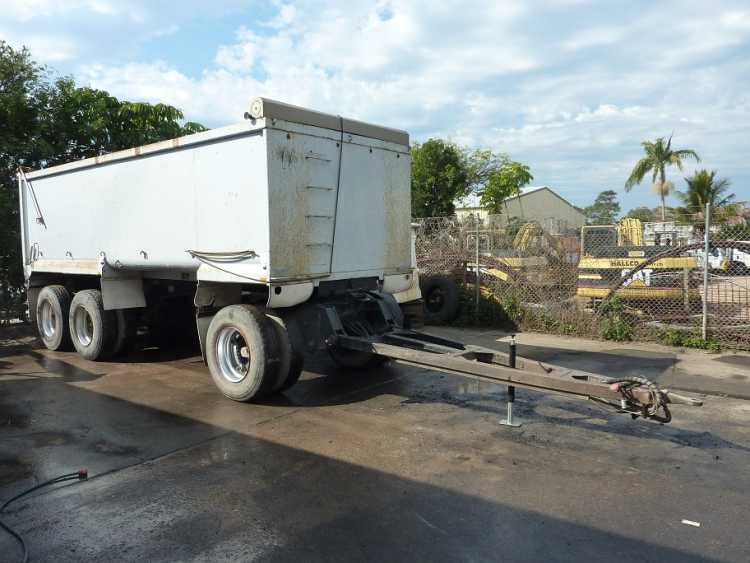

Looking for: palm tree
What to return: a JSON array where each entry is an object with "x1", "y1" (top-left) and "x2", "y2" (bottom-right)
[
  {"x1": 676, "y1": 169, "x2": 736, "y2": 227},
  {"x1": 624, "y1": 135, "x2": 700, "y2": 221}
]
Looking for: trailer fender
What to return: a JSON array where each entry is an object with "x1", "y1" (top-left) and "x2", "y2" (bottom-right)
[
  {"x1": 194, "y1": 282, "x2": 243, "y2": 360},
  {"x1": 267, "y1": 281, "x2": 314, "y2": 308}
]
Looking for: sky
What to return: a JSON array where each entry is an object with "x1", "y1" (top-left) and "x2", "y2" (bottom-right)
[{"x1": 2, "y1": 0, "x2": 749, "y2": 212}]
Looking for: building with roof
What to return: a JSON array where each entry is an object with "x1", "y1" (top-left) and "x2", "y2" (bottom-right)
[{"x1": 454, "y1": 186, "x2": 586, "y2": 235}]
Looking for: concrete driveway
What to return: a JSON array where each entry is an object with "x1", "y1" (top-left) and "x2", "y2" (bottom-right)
[{"x1": 1, "y1": 325, "x2": 749, "y2": 562}]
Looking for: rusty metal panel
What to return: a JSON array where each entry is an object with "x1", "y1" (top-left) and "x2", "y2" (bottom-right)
[{"x1": 265, "y1": 122, "x2": 411, "y2": 283}]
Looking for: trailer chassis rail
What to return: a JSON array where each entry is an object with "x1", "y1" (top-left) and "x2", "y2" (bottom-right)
[{"x1": 335, "y1": 330, "x2": 702, "y2": 424}]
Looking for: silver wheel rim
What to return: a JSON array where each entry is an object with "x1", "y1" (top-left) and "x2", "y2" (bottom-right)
[
  {"x1": 216, "y1": 327, "x2": 250, "y2": 383},
  {"x1": 40, "y1": 301, "x2": 56, "y2": 339},
  {"x1": 73, "y1": 308, "x2": 94, "y2": 347}
]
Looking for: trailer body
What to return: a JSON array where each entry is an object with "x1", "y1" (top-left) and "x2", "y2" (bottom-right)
[{"x1": 20, "y1": 99, "x2": 414, "y2": 311}]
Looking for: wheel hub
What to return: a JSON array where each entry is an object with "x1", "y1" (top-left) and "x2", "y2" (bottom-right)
[
  {"x1": 73, "y1": 308, "x2": 94, "y2": 346},
  {"x1": 216, "y1": 327, "x2": 250, "y2": 382},
  {"x1": 40, "y1": 301, "x2": 57, "y2": 339}
]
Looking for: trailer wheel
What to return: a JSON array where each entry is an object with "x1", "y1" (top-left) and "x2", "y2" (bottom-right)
[
  {"x1": 113, "y1": 309, "x2": 137, "y2": 357},
  {"x1": 69, "y1": 290, "x2": 116, "y2": 361},
  {"x1": 206, "y1": 305, "x2": 280, "y2": 402},
  {"x1": 266, "y1": 313, "x2": 304, "y2": 393},
  {"x1": 36, "y1": 285, "x2": 73, "y2": 351},
  {"x1": 421, "y1": 275, "x2": 460, "y2": 323}
]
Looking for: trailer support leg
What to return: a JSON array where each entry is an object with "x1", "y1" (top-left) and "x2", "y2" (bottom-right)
[{"x1": 499, "y1": 335, "x2": 522, "y2": 428}]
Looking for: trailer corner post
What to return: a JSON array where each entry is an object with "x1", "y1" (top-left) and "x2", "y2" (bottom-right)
[
  {"x1": 499, "y1": 334, "x2": 522, "y2": 428},
  {"x1": 702, "y1": 202, "x2": 711, "y2": 339}
]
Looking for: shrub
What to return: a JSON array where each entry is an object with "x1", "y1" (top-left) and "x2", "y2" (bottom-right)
[
  {"x1": 599, "y1": 297, "x2": 633, "y2": 341},
  {"x1": 658, "y1": 328, "x2": 721, "y2": 352}
]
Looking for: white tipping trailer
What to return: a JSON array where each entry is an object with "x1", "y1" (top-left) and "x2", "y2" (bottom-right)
[
  {"x1": 19, "y1": 98, "x2": 421, "y2": 400},
  {"x1": 18, "y1": 97, "x2": 700, "y2": 422}
]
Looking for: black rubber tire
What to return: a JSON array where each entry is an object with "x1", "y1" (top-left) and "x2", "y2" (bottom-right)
[
  {"x1": 421, "y1": 275, "x2": 460, "y2": 323},
  {"x1": 35, "y1": 285, "x2": 73, "y2": 351},
  {"x1": 68, "y1": 290, "x2": 117, "y2": 361},
  {"x1": 206, "y1": 304, "x2": 281, "y2": 402},
  {"x1": 266, "y1": 313, "x2": 304, "y2": 393},
  {"x1": 113, "y1": 309, "x2": 137, "y2": 357}
]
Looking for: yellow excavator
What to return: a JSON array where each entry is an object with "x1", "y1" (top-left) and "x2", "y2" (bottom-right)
[
  {"x1": 481, "y1": 222, "x2": 568, "y2": 287},
  {"x1": 576, "y1": 218, "x2": 700, "y2": 306}
]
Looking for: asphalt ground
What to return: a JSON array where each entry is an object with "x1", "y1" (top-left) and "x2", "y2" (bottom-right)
[{"x1": 1, "y1": 325, "x2": 749, "y2": 562}]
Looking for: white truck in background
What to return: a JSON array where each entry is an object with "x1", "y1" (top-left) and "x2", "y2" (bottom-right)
[{"x1": 19, "y1": 98, "x2": 421, "y2": 400}]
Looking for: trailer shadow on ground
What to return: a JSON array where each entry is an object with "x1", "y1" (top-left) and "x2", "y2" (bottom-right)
[{"x1": 0, "y1": 350, "x2": 736, "y2": 562}]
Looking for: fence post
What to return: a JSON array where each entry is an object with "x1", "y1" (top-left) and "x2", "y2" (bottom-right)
[
  {"x1": 702, "y1": 202, "x2": 711, "y2": 339},
  {"x1": 475, "y1": 214, "x2": 480, "y2": 323}
]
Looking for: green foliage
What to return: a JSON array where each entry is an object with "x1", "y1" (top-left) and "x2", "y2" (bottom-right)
[
  {"x1": 599, "y1": 297, "x2": 633, "y2": 341},
  {"x1": 463, "y1": 148, "x2": 508, "y2": 195},
  {"x1": 478, "y1": 160, "x2": 533, "y2": 214},
  {"x1": 675, "y1": 169, "x2": 737, "y2": 227},
  {"x1": 501, "y1": 293, "x2": 523, "y2": 323},
  {"x1": 625, "y1": 206, "x2": 656, "y2": 223},
  {"x1": 410, "y1": 139, "x2": 468, "y2": 217},
  {"x1": 0, "y1": 41, "x2": 206, "y2": 304},
  {"x1": 584, "y1": 190, "x2": 621, "y2": 225},
  {"x1": 658, "y1": 329, "x2": 721, "y2": 352},
  {"x1": 625, "y1": 135, "x2": 700, "y2": 221},
  {"x1": 717, "y1": 221, "x2": 750, "y2": 241},
  {"x1": 409, "y1": 140, "x2": 532, "y2": 218}
]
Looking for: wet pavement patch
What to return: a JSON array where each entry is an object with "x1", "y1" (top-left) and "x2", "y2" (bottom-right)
[
  {"x1": 92, "y1": 441, "x2": 139, "y2": 456},
  {"x1": 0, "y1": 455, "x2": 33, "y2": 486},
  {"x1": 714, "y1": 355, "x2": 750, "y2": 369}
]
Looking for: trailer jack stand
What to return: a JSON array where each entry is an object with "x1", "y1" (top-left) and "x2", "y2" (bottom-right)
[
  {"x1": 499, "y1": 385, "x2": 522, "y2": 428},
  {"x1": 498, "y1": 337, "x2": 522, "y2": 427}
]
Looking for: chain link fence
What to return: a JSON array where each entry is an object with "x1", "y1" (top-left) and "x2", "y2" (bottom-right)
[{"x1": 415, "y1": 210, "x2": 750, "y2": 351}]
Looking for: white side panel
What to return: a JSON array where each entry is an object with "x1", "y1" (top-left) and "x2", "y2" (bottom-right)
[
  {"x1": 21, "y1": 130, "x2": 270, "y2": 276},
  {"x1": 331, "y1": 141, "x2": 411, "y2": 276}
]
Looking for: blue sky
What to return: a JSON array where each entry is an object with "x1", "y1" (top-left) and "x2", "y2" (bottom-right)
[{"x1": 2, "y1": 0, "x2": 749, "y2": 212}]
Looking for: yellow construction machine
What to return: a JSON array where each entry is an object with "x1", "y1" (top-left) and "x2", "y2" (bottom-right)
[
  {"x1": 576, "y1": 218, "x2": 700, "y2": 306},
  {"x1": 481, "y1": 222, "x2": 569, "y2": 287}
]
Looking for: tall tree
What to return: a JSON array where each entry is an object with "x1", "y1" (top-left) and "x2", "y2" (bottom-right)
[
  {"x1": 478, "y1": 160, "x2": 533, "y2": 214},
  {"x1": 462, "y1": 147, "x2": 507, "y2": 195},
  {"x1": 678, "y1": 169, "x2": 734, "y2": 211},
  {"x1": 676, "y1": 169, "x2": 736, "y2": 227},
  {"x1": 410, "y1": 139, "x2": 469, "y2": 217},
  {"x1": 584, "y1": 190, "x2": 621, "y2": 225},
  {"x1": 624, "y1": 135, "x2": 700, "y2": 221},
  {"x1": 0, "y1": 41, "x2": 206, "y2": 303}
]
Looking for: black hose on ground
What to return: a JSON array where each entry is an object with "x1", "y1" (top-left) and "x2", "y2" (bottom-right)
[{"x1": 0, "y1": 470, "x2": 88, "y2": 563}]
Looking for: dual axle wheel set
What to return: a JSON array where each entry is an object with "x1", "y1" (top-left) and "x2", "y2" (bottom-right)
[{"x1": 33, "y1": 284, "x2": 315, "y2": 401}]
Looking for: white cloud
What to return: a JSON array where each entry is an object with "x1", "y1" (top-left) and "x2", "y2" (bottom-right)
[{"x1": 563, "y1": 26, "x2": 627, "y2": 51}]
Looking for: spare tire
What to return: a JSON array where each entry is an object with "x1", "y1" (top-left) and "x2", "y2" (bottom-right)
[{"x1": 421, "y1": 275, "x2": 460, "y2": 323}]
